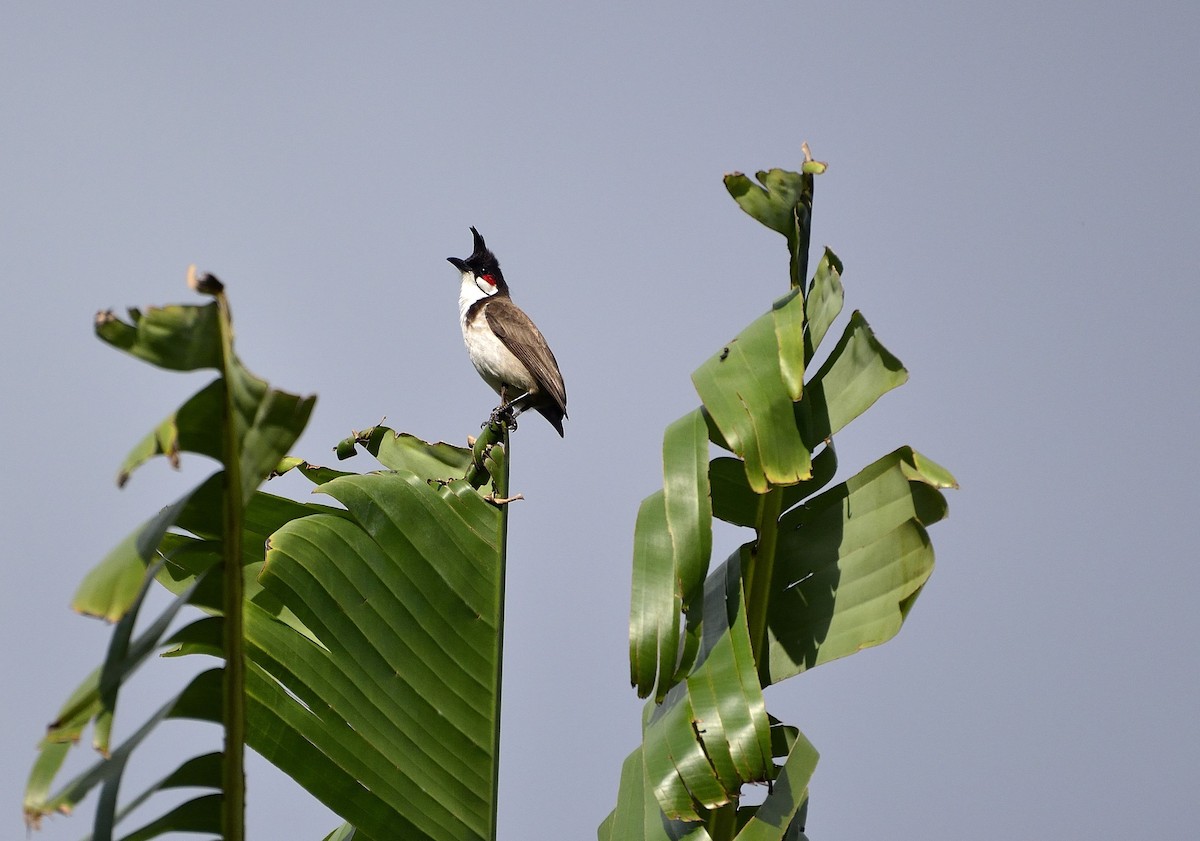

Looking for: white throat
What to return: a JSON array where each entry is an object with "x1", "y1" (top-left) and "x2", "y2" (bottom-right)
[{"x1": 457, "y1": 272, "x2": 494, "y2": 327}]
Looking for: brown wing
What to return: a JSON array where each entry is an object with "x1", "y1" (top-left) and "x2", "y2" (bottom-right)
[{"x1": 485, "y1": 298, "x2": 567, "y2": 415}]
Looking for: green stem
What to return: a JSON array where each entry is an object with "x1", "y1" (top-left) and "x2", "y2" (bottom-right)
[
  {"x1": 753, "y1": 161, "x2": 815, "y2": 681},
  {"x1": 216, "y1": 293, "x2": 245, "y2": 841},
  {"x1": 488, "y1": 425, "x2": 510, "y2": 841},
  {"x1": 466, "y1": 420, "x2": 506, "y2": 489},
  {"x1": 788, "y1": 169, "x2": 814, "y2": 292},
  {"x1": 746, "y1": 488, "x2": 783, "y2": 686},
  {"x1": 705, "y1": 799, "x2": 740, "y2": 840}
]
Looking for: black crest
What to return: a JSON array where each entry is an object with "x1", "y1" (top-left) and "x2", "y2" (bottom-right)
[
  {"x1": 448, "y1": 227, "x2": 510, "y2": 295},
  {"x1": 465, "y1": 227, "x2": 505, "y2": 283}
]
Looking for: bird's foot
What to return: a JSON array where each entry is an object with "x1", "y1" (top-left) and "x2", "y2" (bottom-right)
[{"x1": 487, "y1": 404, "x2": 517, "y2": 431}]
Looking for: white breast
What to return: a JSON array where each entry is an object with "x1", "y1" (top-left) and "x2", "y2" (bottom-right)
[{"x1": 458, "y1": 276, "x2": 534, "y2": 395}]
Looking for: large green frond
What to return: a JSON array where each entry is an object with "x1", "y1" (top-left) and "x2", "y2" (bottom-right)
[
  {"x1": 247, "y1": 437, "x2": 508, "y2": 840},
  {"x1": 28, "y1": 277, "x2": 314, "y2": 841},
  {"x1": 614, "y1": 160, "x2": 955, "y2": 840}
]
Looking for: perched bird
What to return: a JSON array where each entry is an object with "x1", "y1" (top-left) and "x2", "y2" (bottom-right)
[{"x1": 448, "y1": 227, "x2": 567, "y2": 436}]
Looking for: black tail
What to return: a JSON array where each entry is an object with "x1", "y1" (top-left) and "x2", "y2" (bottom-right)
[{"x1": 537, "y1": 404, "x2": 566, "y2": 437}]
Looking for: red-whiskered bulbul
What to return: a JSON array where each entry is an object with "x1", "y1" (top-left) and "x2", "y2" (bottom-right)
[{"x1": 448, "y1": 227, "x2": 568, "y2": 436}]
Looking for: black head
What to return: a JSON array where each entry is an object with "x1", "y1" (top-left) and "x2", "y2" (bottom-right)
[{"x1": 447, "y1": 227, "x2": 508, "y2": 294}]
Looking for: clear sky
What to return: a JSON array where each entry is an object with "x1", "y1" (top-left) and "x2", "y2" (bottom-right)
[{"x1": 3, "y1": 3, "x2": 1198, "y2": 839}]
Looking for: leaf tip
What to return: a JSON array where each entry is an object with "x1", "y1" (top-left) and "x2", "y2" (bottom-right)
[
  {"x1": 71, "y1": 603, "x2": 119, "y2": 624},
  {"x1": 903, "y1": 449, "x2": 960, "y2": 490},
  {"x1": 801, "y1": 142, "x2": 828, "y2": 174},
  {"x1": 187, "y1": 264, "x2": 224, "y2": 296}
]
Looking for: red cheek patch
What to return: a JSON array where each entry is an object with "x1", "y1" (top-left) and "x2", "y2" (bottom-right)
[{"x1": 481, "y1": 273, "x2": 496, "y2": 286}]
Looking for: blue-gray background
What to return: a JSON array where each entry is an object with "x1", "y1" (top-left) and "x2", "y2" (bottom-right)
[{"x1": 4, "y1": 3, "x2": 1197, "y2": 839}]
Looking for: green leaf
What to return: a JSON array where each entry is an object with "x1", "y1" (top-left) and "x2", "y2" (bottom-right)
[
  {"x1": 233, "y1": 368, "x2": 317, "y2": 505},
  {"x1": 36, "y1": 286, "x2": 317, "y2": 841},
  {"x1": 116, "y1": 378, "x2": 224, "y2": 485},
  {"x1": 113, "y1": 793, "x2": 222, "y2": 841},
  {"x1": 598, "y1": 746, "x2": 712, "y2": 841},
  {"x1": 96, "y1": 301, "x2": 314, "y2": 504},
  {"x1": 723, "y1": 167, "x2": 819, "y2": 289},
  {"x1": 273, "y1": 456, "x2": 357, "y2": 486},
  {"x1": 613, "y1": 163, "x2": 956, "y2": 841},
  {"x1": 105, "y1": 754, "x2": 222, "y2": 834},
  {"x1": 733, "y1": 722, "x2": 818, "y2": 841},
  {"x1": 91, "y1": 562, "x2": 205, "y2": 754},
  {"x1": 71, "y1": 474, "x2": 336, "y2": 624},
  {"x1": 322, "y1": 824, "x2": 360, "y2": 841},
  {"x1": 331, "y1": 425, "x2": 476, "y2": 484},
  {"x1": 244, "y1": 652, "x2": 420, "y2": 840},
  {"x1": 253, "y1": 467, "x2": 507, "y2": 840},
  {"x1": 629, "y1": 410, "x2": 715, "y2": 700},
  {"x1": 629, "y1": 490, "x2": 678, "y2": 699},
  {"x1": 642, "y1": 558, "x2": 773, "y2": 822},
  {"x1": 609, "y1": 560, "x2": 810, "y2": 840},
  {"x1": 804, "y1": 249, "x2": 843, "y2": 357},
  {"x1": 802, "y1": 311, "x2": 908, "y2": 446},
  {"x1": 760, "y1": 447, "x2": 955, "y2": 684},
  {"x1": 75, "y1": 294, "x2": 314, "y2": 621},
  {"x1": 724, "y1": 169, "x2": 807, "y2": 238},
  {"x1": 693, "y1": 293, "x2": 812, "y2": 493},
  {"x1": 25, "y1": 670, "x2": 222, "y2": 827},
  {"x1": 70, "y1": 476, "x2": 215, "y2": 621},
  {"x1": 772, "y1": 289, "x2": 806, "y2": 401},
  {"x1": 94, "y1": 303, "x2": 222, "y2": 372},
  {"x1": 709, "y1": 447, "x2": 838, "y2": 530},
  {"x1": 662, "y1": 409, "x2": 714, "y2": 607},
  {"x1": 367, "y1": 427, "x2": 474, "y2": 479}
]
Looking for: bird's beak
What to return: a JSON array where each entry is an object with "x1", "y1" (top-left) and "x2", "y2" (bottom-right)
[{"x1": 447, "y1": 257, "x2": 468, "y2": 272}]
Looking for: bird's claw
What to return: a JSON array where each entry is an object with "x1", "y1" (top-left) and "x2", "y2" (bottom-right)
[{"x1": 487, "y1": 404, "x2": 517, "y2": 431}]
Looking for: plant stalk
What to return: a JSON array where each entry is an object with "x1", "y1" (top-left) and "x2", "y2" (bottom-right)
[
  {"x1": 746, "y1": 488, "x2": 784, "y2": 686},
  {"x1": 705, "y1": 799, "x2": 740, "y2": 840},
  {"x1": 215, "y1": 292, "x2": 245, "y2": 841},
  {"x1": 488, "y1": 425, "x2": 510, "y2": 841}
]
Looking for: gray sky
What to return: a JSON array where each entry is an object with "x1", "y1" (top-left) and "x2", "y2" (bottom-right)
[{"x1": 4, "y1": 3, "x2": 1198, "y2": 839}]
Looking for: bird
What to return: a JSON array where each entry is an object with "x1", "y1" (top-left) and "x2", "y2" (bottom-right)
[{"x1": 448, "y1": 227, "x2": 567, "y2": 436}]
